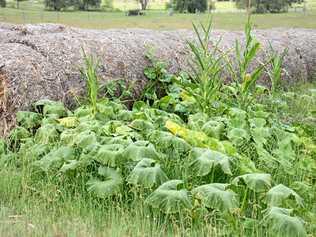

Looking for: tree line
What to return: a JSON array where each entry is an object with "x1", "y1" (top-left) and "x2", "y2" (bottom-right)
[{"x1": 0, "y1": 0, "x2": 305, "y2": 13}]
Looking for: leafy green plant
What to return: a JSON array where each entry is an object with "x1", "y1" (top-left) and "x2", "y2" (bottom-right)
[
  {"x1": 266, "y1": 45, "x2": 288, "y2": 95},
  {"x1": 145, "y1": 180, "x2": 192, "y2": 214},
  {"x1": 189, "y1": 147, "x2": 233, "y2": 178},
  {"x1": 225, "y1": 18, "x2": 266, "y2": 110},
  {"x1": 180, "y1": 20, "x2": 224, "y2": 115},
  {"x1": 192, "y1": 183, "x2": 238, "y2": 212},
  {"x1": 127, "y1": 158, "x2": 168, "y2": 188},
  {"x1": 80, "y1": 49, "x2": 100, "y2": 115},
  {"x1": 141, "y1": 48, "x2": 174, "y2": 102},
  {"x1": 263, "y1": 207, "x2": 307, "y2": 237},
  {"x1": 87, "y1": 166, "x2": 123, "y2": 199},
  {"x1": 266, "y1": 184, "x2": 303, "y2": 207}
]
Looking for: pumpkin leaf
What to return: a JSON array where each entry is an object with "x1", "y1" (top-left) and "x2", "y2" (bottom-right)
[
  {"x1": 122, "y1": 141, "x2": 160, "y2": 161},
  {"x1": 266, "y1": 184, "x2": 303, "y2": 207},
  {"x1": 35, "y1": 124, "x2": 59, "y2": 144},
  {"x1": 145, "y1": 180, "x2": 192, "y2": 213},
  {"x1": 16, "y1": 111, "x2": 42, "y2": 129},
  {"x1": 127, "y1": 158, "x2": 168, "y2": 188},
  {"x1": 190, "y1": 147, "x2": 233, "y2": 176},
  {"x1": 33, "y1": 146, "x2": 74, "y2": 172},
  {"x1": 263, "y1": 207, "x2": 307, "y2": 237},
  {"x1": 87, "y1": 167, "x2": 122, "y2": 199},
  {"x1": 94, "y1": 144, "x2": 124, "y2": 167},
  {"x1": 232, "y1": 173, "x2": 271, "y2": 192},
  {"x1": 58, "y1": 117, "x2": 79, "y2": 128},
  {"x1": 192, "y1": 183, "x2": 238, "y2": 212}
]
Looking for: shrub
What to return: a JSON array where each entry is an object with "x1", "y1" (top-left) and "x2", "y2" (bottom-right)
[
  {"x1": 44, "y1": 0, "x2": 74, "y2": 10},
  {"x1": 0, "y1": 0, "x2": 6, "y2": 7},
  {"x1": 174, "y1": 0, "x2": 207, "y2": 13},
  {"x1": 236, "y1": 0, "x2": 303, "y2": 13},
  {"x1": 101, "y1": 0, "x2": 113, "y2": 11}
]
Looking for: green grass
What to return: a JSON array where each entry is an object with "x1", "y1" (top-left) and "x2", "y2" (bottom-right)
[{"x1": 1, "y1": 8, "x2": 316, "y2": 29}]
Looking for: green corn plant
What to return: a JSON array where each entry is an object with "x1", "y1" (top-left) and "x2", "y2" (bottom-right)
[
  {"x1": 266, "y1": 44, "x2": 288, "y2": 95},
  {"x1": 179, "y1": 19, "x2": 226, "y2": 115},
  {"x1": 226, "y1": 17, "x2": 266, "y2": 110},
  {"x1": 80, "y1": 49, "x2": 100, "y2": 115}
]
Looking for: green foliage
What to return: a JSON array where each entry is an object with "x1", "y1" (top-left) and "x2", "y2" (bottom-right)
[
  {"x1": 44, "y1": 0, "x2": 101, "y2": 10},
  {"x1": 145, "y1": 180, "x2": 192, "y2": 213},
  {"x1": 266, "y1": 45, "x2": 288, "y2": 95},
  {"x1": 174, "y1": 0, "x2": 208, "y2": 13},
  {"x1": 266, "y1": 184, "x2": 303, "y2": 207},
  {"x1": 127, "y1": 158, "x2": 168, "y2": 188},
  {"x1": 263, "y1": 207, "x2": 307, "y2": 237},
  {"x1": 80, "y1": 49, "x2": 100, "y2": 115},
  {"x1": 0, "y1": 0, "x2": 6, "y2": 8},
  {"x1": 189, "y1": 147, "x2": 233, "y2": 177},
  {"x1": 181, "y1": 20, "x2": 223, "y2": 115},
  {"x1": 1, "y1": 20, "x2": 315, "y2": 237},
  {"x1": 87, "y1": 166, "x2": 123, "y2": 198},
  {"x1": 192, "y1": 183, "x2": 238, "y2": 212},
  {"x1": 235, "y1": 0, "x2": 303, "y2": 13},
  {"x1": 232, "y1": 173, "x2": 272, "y2": 192},
  {"x1": 227, "y1": 18, "x2": 265, "y2": 110}
]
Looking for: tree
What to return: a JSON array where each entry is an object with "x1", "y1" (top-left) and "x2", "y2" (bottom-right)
[
  {"x1": 77, "y1": 0, "x2": 101, "y2": 10},
  {"x1": 174, "y1": 0, "x2": 207, "y2": 13},
  {"x1": 139, "y1": 0, "x2": 149, "y2": 10},
  {"x1": 0, "y1": 0, "x2": 6, "y2": 8},
  {"x1": 44, "y1": 0, "x2": 101, "y2": 11},
  {"x1": 44, "y1": 0, "x2": 71, "y2": 10},
  {"x1": 235, "y1": 0, "x2": 304, "y2": 13}
]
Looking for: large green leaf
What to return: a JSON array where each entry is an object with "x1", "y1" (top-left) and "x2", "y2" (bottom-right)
[
  {"x1": 16, "y1": 111, "x2": 42, "y2": 129},
  {"x1": 232, "y1": 173, "x2": 271, "y2": 192},
  {"x1": 9, "y1": 127, "x2": 31, "y2": 147},
  {"x1": 33, "y1": 146, "x2": 74, "y2": 172},
  {"x1": 190, "y1": 148, "x2": 233, "y2": 176},
  {"x1": 87, "y1": 167, "x2": 122, "y2": 198},
  {"x1": 227, "y1": 127, "x2": 250, "y2": 145},
  {"x1": 266, "y1": 184, "x2": 303, "y2": 207},
  {"x1": 35, "y1": 124, "x2": 59, "y2": 144},
  {"x1": 94, "y1": 144, "x2": 124, "y2": 167},
  {"x1": 263, "y1": 207, "x2": 307, "y2": 237},
  {"x1": 130, "y1": 119, "x2": 155, "y2": 132},
  {"x1": 201, "y1": 120, "x2": 225, "y2": 139},
  {"x1": 122, "y1": 141, "x2": 160, "y2": 161},
  {"x1": 34, "y1": 99, "x2": 66, "y2": 118},
  {"x1": 228, "y1": 108, "x2": 248, "y2": 129},
  {"x1": 148, "y1": 131, "x2": 191, "y2": 155},
  {"x1": 73, "y1": 130, "x2": 97, "y2": 149},
  {"x1": 192, "y1": 183, "x2": 238, "y2": 212},
  {"x1": 145, "y1": 180, "x2": 192, "y2": 213},
  {"x1": 127, "y1": 158, "x2": 168, "y2": 188},
  {"x1": 249, "y1": 118, "x2": 270, "y2": 148}
]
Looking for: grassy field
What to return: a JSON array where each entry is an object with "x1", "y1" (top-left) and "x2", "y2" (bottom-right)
[
  {"x1": 1, "y1": 8, "x2": 316, "y2": 30},
  {"x1": 0, "y1": 0, "x2": 315, "y2": 29}
]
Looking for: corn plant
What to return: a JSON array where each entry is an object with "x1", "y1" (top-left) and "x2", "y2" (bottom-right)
[
  {"x1": 226, "y1": 18, "x2": 266, "y2": 110},
  {"x1": 179, "y1": 19, "x2": 225, "y2": 115},
  {"x1": 266, "y1": 44, "x2": 288, "y2": 95},
  {"x1": 80, "y1": 49, "x2": 100, "y2": 115}
]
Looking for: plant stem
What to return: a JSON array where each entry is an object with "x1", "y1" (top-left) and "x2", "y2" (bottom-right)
[{"x1": 241, "y1": 187, "x2": 249, "y2": 214}]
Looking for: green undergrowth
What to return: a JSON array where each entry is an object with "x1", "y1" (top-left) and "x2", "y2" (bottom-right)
[{"x1": 0, "y1": 20, "x2": 315, "y2": 237}]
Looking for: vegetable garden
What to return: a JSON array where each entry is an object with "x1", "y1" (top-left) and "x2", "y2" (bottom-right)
[{"x1": 0, "y1": 19, "x2": 315, "y2": 236}]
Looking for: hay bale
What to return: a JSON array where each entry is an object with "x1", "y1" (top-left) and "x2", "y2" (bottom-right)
[{"x1": 0, "y1": 23, "x2": 316, "y2": 136}]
